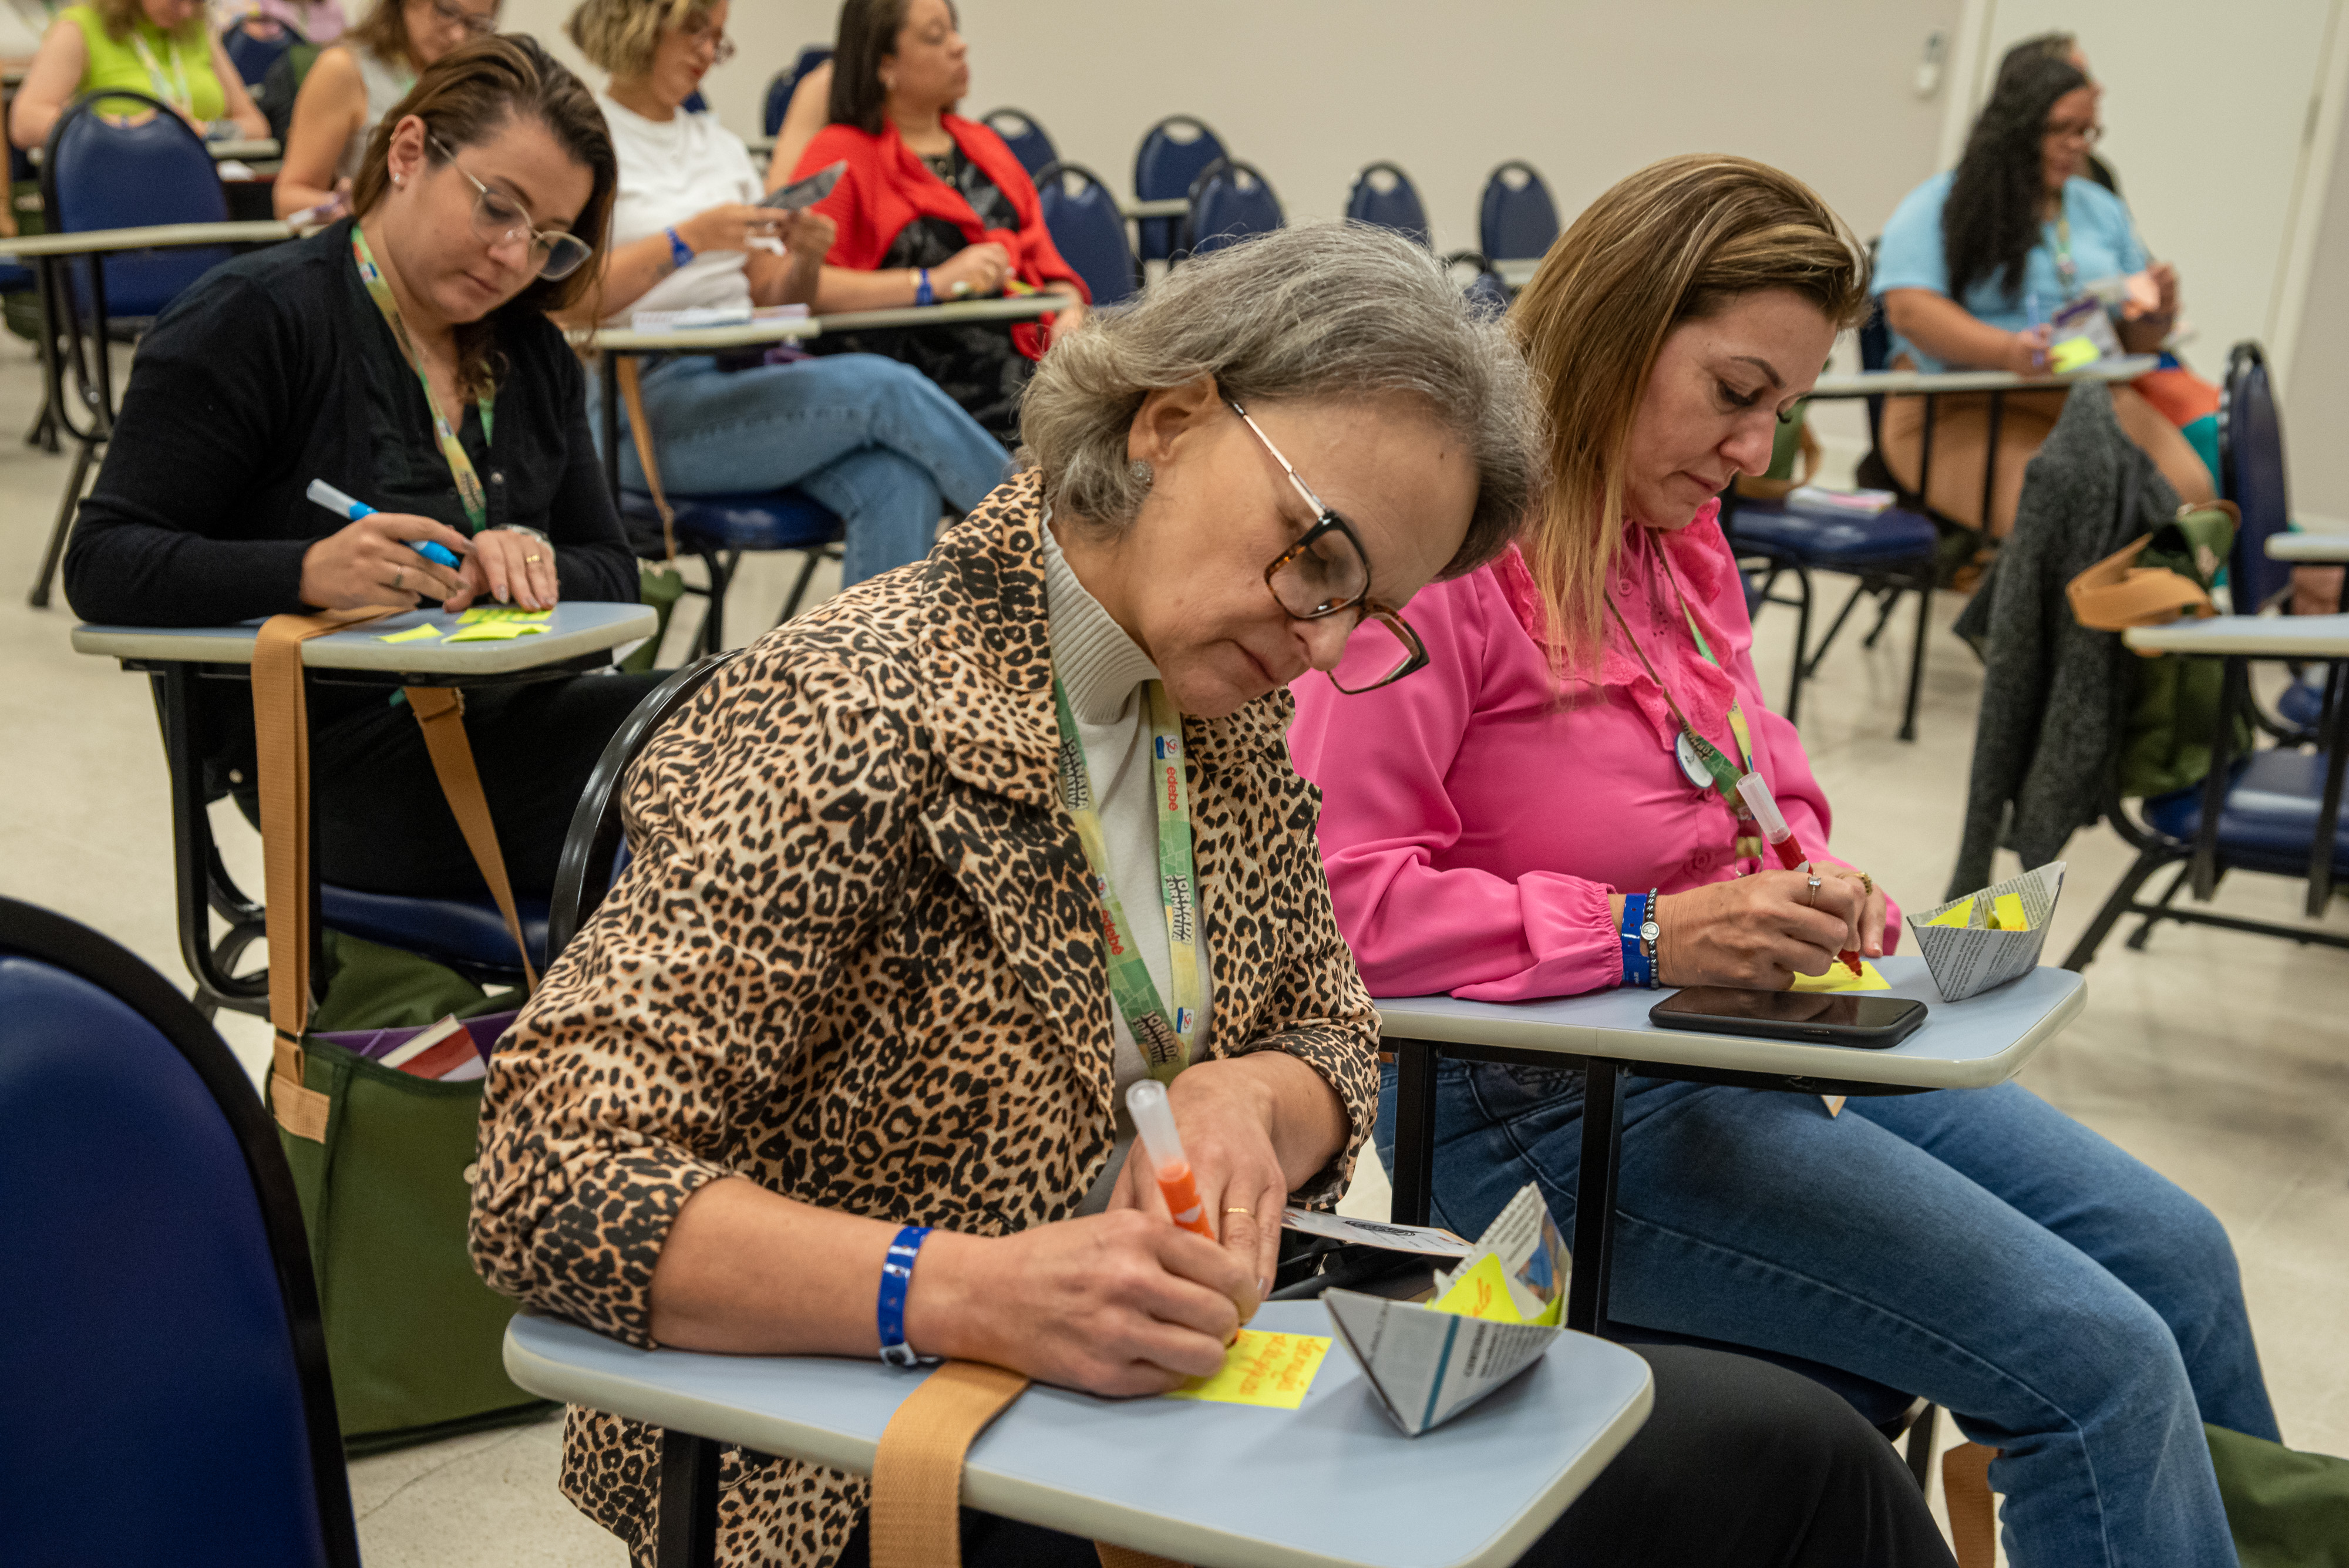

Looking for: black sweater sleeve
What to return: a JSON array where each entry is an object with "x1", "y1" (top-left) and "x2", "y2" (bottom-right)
[{"x1": 63, "y1": 270, "x2": 315, "y2": 627}]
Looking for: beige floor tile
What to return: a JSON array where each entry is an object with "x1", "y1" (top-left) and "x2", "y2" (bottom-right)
[{"x1": 349, "y1": 1416, "x2": 627, "y2": 1567}]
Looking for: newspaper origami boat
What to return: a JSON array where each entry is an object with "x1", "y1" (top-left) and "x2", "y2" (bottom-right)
[{"x1": 1908, "y1": 860, "x2": 2067, "y2": 1002}]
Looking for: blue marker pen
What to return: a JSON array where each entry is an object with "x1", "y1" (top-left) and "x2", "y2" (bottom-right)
[{"x1": 307, "y1": 478, "x2": 462, "y2": 569}]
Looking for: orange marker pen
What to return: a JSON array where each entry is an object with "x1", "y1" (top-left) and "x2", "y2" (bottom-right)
[
  {"x1": 1735, "y1": 772, "x2": 1863, "y2": 977},
  {"x1": 1126, "y1": 1080, "x2": 1217, "y2": 1240}
]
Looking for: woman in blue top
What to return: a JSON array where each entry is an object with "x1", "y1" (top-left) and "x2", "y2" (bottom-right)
[{"x1": 1873, "y1": 53, "x2": 2213, "y2": 536}]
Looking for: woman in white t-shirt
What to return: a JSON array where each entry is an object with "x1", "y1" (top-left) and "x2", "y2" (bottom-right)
[{"x1": 567, "y1": 0, "x2": 1008, "y2": 587}]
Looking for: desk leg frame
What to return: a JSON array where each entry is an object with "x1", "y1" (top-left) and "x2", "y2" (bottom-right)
[
  {"x1": 657, "y1": 1429, "x2": 721, "y2": 1568},
  {"x1": 1389, "y1": 1040, "x2": 1437, "y2": 1227},
  {"x1": 1565, "y1": 1059, "x2": 1623, "y2": 1338}
]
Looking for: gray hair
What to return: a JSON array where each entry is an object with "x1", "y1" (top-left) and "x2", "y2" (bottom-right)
[{"x1": 1018, "y1": 221, "x2": 1544, "y2": 580}]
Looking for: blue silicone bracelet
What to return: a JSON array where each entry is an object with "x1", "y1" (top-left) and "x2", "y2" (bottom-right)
[
  {"x1": 876, "y1": 1224, "x2": 935, "y2": 1368},
  {"x1": 916, "y1": 267, "x2": 935, "y2": 306},
  {"x1": 1620, "y1": 892, "x2": 1653, "y2": 989},
  {"x1": 665, "y1": 225, "x2": 693, "y2": 271}
]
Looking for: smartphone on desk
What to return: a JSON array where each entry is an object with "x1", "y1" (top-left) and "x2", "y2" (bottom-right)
[
  {"x1": 1649, "y1": 987, "x2": 1927, "y2": 1049},
  {"x1": 762, "y1": 159, "x2": 845, "y2": 211}
]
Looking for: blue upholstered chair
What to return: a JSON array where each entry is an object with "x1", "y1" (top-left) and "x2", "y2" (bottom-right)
[
  {"x1": 28, "y1": 90, "x2": 239, "y2": 608},
  {"x1": 0, "y1": 897, "x2": 362, "y2": 1566},
  {"x1": 763, "y1": 45, "x2": 833, "y2": 137},
  {"x1": 1178, "y1": 158, "x2": 1283, "y2": 263},
  {"x1": 222, "y1": 20, "x2": 302, "y2": 86},
  {"x1": 620, "y1": 489, "x2": 844, "y2": 659},
  {"x1": 1344, "y1": 160, "x2": 1431, "y2": 250},
  {"x1": 1132, "y1": 114, "x2": 1227, "y2": 263},
  {"x1": 1034, "y1": 159, "x2": 1138, "y2": 306},
  {"x1": 1478, "y1": 159, "x2": 1560, "y2": 264},
  {"x1": 980, "y1": 107, "x2": 1058, "y2": 180}
]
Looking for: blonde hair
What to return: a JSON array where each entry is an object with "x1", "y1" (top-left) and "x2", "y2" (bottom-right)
[
  {"x1": 93, "y1": 0, "x2": 204, "y2": 45},
  {"x1": 566, "y1": 0, "x2": 718, "y2": 80},
  {"x1": 1509, "y1": 154, "x2": 1868, "y2": 670}
]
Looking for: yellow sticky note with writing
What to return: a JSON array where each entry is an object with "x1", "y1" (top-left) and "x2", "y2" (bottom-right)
[
  {"x1": 1924, "y1": 898, "x2": 1975, "y2": 928},
  {"x1": 445, "y1": 621, "x2": 548, "y2": 642},
  {"x1": 457, "y1": 605, "x2": 553, "y2": 624},
  {"x1": 1165, "y1": 1330, "x2": 1330, "y2": 1409},
  {"x1": 1430, "y1": 1251, "x2": 1523, "y2": 1323},
  {"x1": 1989, "y1": 893, "x2": 2030, "y2": 931},
  {"x1": 1790, "y1": 961, "x2": 1892, "y2": 993},
  {"x1": 376, "y1": 624, "x2": 442, "y2": 644}
]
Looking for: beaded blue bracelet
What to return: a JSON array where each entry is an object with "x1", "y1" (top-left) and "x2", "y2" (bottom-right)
[
  {"x1": 876, "y1": 1224, "x2": 937, "y2": 1368},
  {"x1": 1620, "y1": 892, "x2": 1654, "y2": 989},
  {"x1": 665, "y1": 225, "x2": 694, "y2": 271}
]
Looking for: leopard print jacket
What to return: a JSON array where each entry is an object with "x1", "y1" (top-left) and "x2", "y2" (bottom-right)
[{"x1": 469, "y1": 473, "x2": 1380, "y2": 1567}]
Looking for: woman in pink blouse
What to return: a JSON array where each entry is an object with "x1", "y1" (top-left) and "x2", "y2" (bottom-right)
[{"x1": 1291, "y1": 156, "x2": 2274, "y2": 1568}]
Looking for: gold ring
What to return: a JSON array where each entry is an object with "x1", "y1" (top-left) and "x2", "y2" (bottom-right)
[
  {"x1": 524, "y1": 553, "x2": 542, "y2": 563},
  {"x1": 1224, "y1": 1207, "x2": 1252, "y2": 1217},
  {"x1": 392, "y1": 567, "x2": 405, "y2": 591}
]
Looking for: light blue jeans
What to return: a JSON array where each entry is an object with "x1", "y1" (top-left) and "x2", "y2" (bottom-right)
[
  {"x1": 593, "y1": 352, "x2": 1012, "y2": 587},
  {"x1": 1376, "y1": 1063, "x2": 2279, "y2": 1568}
]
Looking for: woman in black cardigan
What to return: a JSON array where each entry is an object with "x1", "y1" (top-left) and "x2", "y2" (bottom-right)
[{"x1": 66, "y1": 35, "x2": 654, "y2": 899}]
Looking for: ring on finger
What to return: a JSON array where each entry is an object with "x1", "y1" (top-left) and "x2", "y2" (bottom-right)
[
  {"x1": 392, "y1": 566, "x2": 405, "y2": 591},
  {"x1": 524, "y1": 553, "x2": 542, "y2": 564},
  {"x1": 1225, "y1": 1206, "x2": 1251, "y2": 1217},
  {"x1": 1805, "y1": 873, "x2": 1822, "y2": 904}
]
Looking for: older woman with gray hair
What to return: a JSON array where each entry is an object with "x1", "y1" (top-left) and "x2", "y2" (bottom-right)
[{"x1": 471, "y1": 222, "x2": 1956, "y2": 1568}]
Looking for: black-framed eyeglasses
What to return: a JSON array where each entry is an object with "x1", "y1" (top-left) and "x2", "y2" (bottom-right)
[
  {"x1": 1228, "y1": 399, "x2": 1430, "y2": 694},
  {"x1": 429, "y1": 133, "x2": 593, "y2": 281},
  {"x1": 677, "y1": 14, "x2": 736, "y2": 64},
  {"x1": 426, "y1": 0, "x2": 498, "y2": 36}
]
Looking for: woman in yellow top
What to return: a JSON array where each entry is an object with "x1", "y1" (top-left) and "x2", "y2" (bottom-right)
[{"x1": 11, "y1": 0, "x2": 268, "y2": 149}]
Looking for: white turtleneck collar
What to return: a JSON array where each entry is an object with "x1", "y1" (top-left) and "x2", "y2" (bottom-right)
[{"x1": 1041, "y1": 512, "x2": 1162, "y2": 722}]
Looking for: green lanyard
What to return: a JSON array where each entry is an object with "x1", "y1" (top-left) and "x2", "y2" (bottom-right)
[
  {"x1": 128, "y1": 26, "x2": 192, "y2": 114},
  {"x1": 1605, "y1": 556, "x2": 1757, "y2": 809},
  {"x1": 351, "y1": 230, "x2": 495, "y2": 534},
  {"x1": 1051, "y1": 677, "x2": 1203, "y2": 1084}
]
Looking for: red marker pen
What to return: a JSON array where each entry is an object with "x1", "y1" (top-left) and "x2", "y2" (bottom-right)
[
  {"x1": 1735, "y1": 772, "x2": 1863, "y2": 977},
  {"x1": 1127, "y1": 1080, "x2": 1217, "y2": 1240}
]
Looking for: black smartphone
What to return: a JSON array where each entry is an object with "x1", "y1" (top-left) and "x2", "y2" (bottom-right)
[
  {"x1": 1648, "y1": 987, "x2": 1927, "y2": 1049},
  {"x1": 762, "y1": 159, "x2": 846, "y2": 211}
]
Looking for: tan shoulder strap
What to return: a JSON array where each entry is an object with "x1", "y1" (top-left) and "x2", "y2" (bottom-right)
[
  {"x1": 614, "y1": 355, "x2": 677, "y2": 566},
  {"x1": 2065, "y1": 533, "x2": 2215, "y2": 632},
  {"x1": 402, "y1": 685, "x2": 539, "y2": 993},
  {"x1": 866, "y1": 1361, "x2": 1192, "y2": 1568},
  {"x1": 254, "y1": 607, "x2": 396, "y2": 1142},
  {"x1": 1941, "y1": 1441, "x2": 1998, "y2": 1568}
]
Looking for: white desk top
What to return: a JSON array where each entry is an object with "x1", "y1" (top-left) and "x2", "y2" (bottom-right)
[
  {"x1": 208, "y1": 137, "x2": 280, "y2": 160},
  {"x1": 0, "y1": 218, "x2": 294, "y2": 258},
  {"x1": 583, "y1": 293, "x2": 1064, "y2": 353},
  {"x1": 2267, "y1": 532, "x2": 2349, "y2": 564},
  {"x1": 506, "y1": 1301, "x2": 1652, "y2": 1568},
  {"x1": 1807, "y1": 356, "x2": 2158, "y2": 399},
  {"x1": 1493, "y1": 257, "x2": 1541, "y2": 288},
  {"x1": 1121, "y1": 196, "x2": 1190, "y2": 220},
  {"x1": 2123, "y1": 612, "x2": 2349, "y2": 658},
  {"x1": 1375, "y1": 955, "x2": 2083, "y2": 1091},
  {"x1": 71, "y1": 601, "x2": 655, "y2": 675}
]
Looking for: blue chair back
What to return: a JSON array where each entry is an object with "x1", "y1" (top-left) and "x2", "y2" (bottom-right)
[
  {"x1": 1856, "y1": 238, "x2": 1893, "y2": 449},
  {"x1": 223, "y1": 23, "x2": 298, "y2": 86},
  {"x1": 763, "y1": 45, "x2": 833, "y2": 136},
  {"x1": 44, "y1": 90, "x2": 232, "y2": 319},
  {"x1": 1345, "y1": 160, "x2": 1431, "y2": 249},
  {"x1": 1034, "y1": 159, "x2": 1138, "y2": 306},
  {"x1": 980, "y1": 107, "x2": 1057, "y2": 180},
  {"x1": 2220, "y1": 342, "x2": 2292, "y2": 613},
  {"x1": 1181, "y1": 158, "x2": 1283, "y2": 261},
  {"x1": 1478, "y1": 160, "x2": 1559, "y2": 261},
  {"x1": 0, "y1": 899, "x2": 358, "y2": 1567},
  {"x1": 1133, "y1": 114, "x2": 1227, "y2": 261}
]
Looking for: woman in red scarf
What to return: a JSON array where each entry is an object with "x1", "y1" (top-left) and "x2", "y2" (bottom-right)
[{"x1": 788, "y1": 0, "x2": 1087, "y2": 444}]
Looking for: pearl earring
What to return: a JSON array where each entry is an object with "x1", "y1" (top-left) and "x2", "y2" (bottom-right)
[{"x1": 1129, "y1": 460, "x2": 1154, "y2": 487}]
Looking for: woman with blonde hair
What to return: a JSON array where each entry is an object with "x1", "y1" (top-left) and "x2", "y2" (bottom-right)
[
  {"x1": 1292, "y1": 155, "x2": 2276, "y2": 1568},
  {"x1": 10, "y1": 0, "x2": 268, "y2": 147}
]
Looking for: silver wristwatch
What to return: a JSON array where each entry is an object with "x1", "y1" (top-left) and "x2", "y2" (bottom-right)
[{"x1": 1638, "y1": 886, "x2": 1662, "y2": 985}]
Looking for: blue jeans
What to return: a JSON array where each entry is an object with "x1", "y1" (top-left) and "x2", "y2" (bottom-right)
[
  {"x1": 1376, "y1": 1062, "x2": 2279, "y2": 1568},
  {"x1": 591, "y1": 352, "x2": 1011, "y2": 587}
]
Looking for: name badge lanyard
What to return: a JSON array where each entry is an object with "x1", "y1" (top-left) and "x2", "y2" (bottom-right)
[
  {"x1": 351, "y1": 229, "x2": 494, "y2": 534},
  {"x1": 1052, "y1": 677, "x2": 1203, "y2": 1084},
  {"x1": 129, "y1": 27, "x2": 193, "y2": 115},
  {"x1": 1604, "y1": 557, "x2": 1764, "y2": 854}
]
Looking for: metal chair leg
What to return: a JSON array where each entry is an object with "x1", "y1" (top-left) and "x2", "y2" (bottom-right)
[
  {"x1": 1900, "y1": 574, "x2": 1933, "y2": 743},
  {"x1": 1783, "y1": 563, "x2": 1814, "y2": 725},
  {"x1": 26, "y1": 438, "x2": 95, "y2": 608},
  {"x1": 773, "y1": 547, "x2": 828, "y2": 628},
  {"x1": 1904, "y1": 1403, "x2": 1937, "y2": 1492},
  {"x1": 2063, "y1": 845, "x2": 2174, "y2": 971},
  {"x1": 2123, "y1": 863, "x2": 2194, "y2": 952}
]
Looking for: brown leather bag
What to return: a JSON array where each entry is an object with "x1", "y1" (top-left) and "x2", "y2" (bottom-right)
[{"x1": 2065, "y1": 500, "x2": 2240, "y2": 634}]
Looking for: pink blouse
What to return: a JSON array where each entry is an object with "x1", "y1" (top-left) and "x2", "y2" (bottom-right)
[{"x1": 1288, "y1": 503, "x2": 1900, "y2": 1001}]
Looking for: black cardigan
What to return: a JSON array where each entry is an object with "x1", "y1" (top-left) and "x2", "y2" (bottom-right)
[{"x1": 63, "y1": 218, "x2": 636, "y2": 627}]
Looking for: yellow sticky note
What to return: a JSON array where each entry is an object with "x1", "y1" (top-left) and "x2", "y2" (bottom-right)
[
  {"x1": 1791, "y1": 961, "x2": 1892, "y2": 993},
  {"x1": 457, "y1": 605, "x2": 553, "y2": 624},
  {"x1": 445, "y1": 621, "x2": 548, "y2": 642},
  {"x1": 1165, "y1": 1330, "x2": 1330, "y2": 1409},
  {"x1": 1430, "y1": 1251, "x2": 1523, "y2": 1324},
  {"x1": 2048, "y1": 337, "x2": 2102, "y2": 373},
  {"x1": 1925, "y1": 899, "x2": 1976, "y2": 928},
  {"x1": 376, "y1": 624, "x2": 442, "y2": 644},
  {"x1": 1989, "y1": 893, "x2": 2030, "y2": 932}
]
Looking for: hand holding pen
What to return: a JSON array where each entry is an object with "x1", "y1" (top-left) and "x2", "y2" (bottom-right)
[{"x1": 296, "y1": 480, "x2": 472, "y2": 611}]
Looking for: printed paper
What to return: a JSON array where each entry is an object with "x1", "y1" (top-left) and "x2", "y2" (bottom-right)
[
  {"x1": 1909, "y1": 862, "x2": 2065, "y2": 1001},
  {"x1": 1790, "y1": 960, "x2": 1891, "y2": 993},
  {"x1": 1323, "y1": 1182, "x2": 1570, "y2": 1436},
  {"x1": 1164, "y1": 1330, "x2": 1330, "y2": 1409},
  {"x1": 1281, "y1": 1207, "x2": 1473, "y2": 1257}
]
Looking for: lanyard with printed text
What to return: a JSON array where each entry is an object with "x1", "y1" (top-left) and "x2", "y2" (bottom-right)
[
  {"x1": 351, "y1": 229, "x2": 495, "y2": 534},
  {"x1": 1052, "y1": 677, "x2": 1202, "y2": 1084},
  {"x1": 128, "y1": 27, "x2": 192, "y2": 114}
]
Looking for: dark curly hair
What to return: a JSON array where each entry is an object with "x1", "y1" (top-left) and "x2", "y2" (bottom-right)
[{"x1": 1941, "y1": 53, "x2": 2089, "y2": 305}]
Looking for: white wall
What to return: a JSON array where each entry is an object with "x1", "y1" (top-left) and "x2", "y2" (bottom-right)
[{"x1": 2287, "y1": 93, "x2": 2349, "y2": 522}]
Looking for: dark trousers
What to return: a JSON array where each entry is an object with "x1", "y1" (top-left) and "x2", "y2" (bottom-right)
[
  {"x1": 832, "y1": 1344, "x2": 1957, "y2": 1568},
  {"x1": 237, "y1": 670, "x2": 665, "y2": 898}
]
